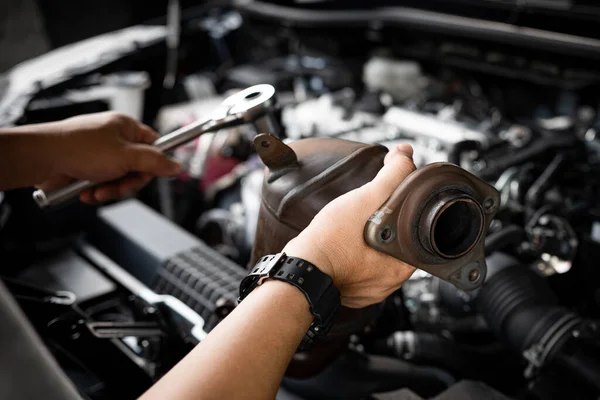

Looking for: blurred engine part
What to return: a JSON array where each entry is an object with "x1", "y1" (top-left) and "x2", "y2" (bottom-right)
[
  {"x1": 282, "y1": 89, "x2": 379, "y2": 140},
  {"x1": 282, "y1": 350, "x2": 455, "y2": 400},
  {"x1": 4, "y1": 243, "x2": 203, "y2": 399},
  {"x1": 223, "y1": 55, "x2": 355, "y2": 93},
  {"x1": 363, "y1": 57, "x2": 429, "y2": 102},
  {"x1": 373, "y1": 380, "x2": 511, "y2": 400},
  {"x1": 375, "y1": 330, "x2": 518, "y2": 388},
  {"x1": 0, "y1": 279, "x2": 81, "y2": 400},
  {"x1": 0, "y1": 25, "x2": 166, "y2": 126},
  {"x1": 525, "y1": 212, "x2": 578, "y2": 276},
  {"x1": 281, "y1": 54, "x2": 502, "y2": 169},
  {"x1": 188, "y1": 156, "x2": 265, "y2": 265},
  {"x1": 280, "y1": 90, "x2": 491, "y2": 168},
  {"x1": 88, "y1": 199, "x2": 245, "y2": 331},
  {"x1": 25, "y1": 71, "x2": 150, "y2": 123},
  {"x1": 0, "y1": 192, "x2": 8, "y2": 234},
  {"x1": 239, "y1": 167, "x2": 264, "y2": 250},
  {"x1": 381, "y1": 106, "x2": 492, "y2": 150}
]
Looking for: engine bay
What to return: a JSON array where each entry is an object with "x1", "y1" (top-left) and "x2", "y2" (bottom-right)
[{"x1": 2, "y1": 1, "x2": 600, "y2": 399}]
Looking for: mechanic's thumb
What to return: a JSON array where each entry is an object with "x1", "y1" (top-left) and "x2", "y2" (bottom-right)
[
  {"x1": 368, "y1": 144, "x2": 416, "y2": 202},
  {"x1": 127, "y1": 144, "x2": 183, "y2": 176}
]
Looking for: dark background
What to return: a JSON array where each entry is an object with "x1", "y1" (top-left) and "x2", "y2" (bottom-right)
[
  {"x1": 3, "y1": 0, "x2": 600, "y2": 73},
  {"x1": 0, "y1": 0, "x2": 206, "y2": 72}
]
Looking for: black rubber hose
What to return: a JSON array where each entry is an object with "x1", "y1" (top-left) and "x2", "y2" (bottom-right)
[
  {"x1": 525, "y1": 153, "x2": 565, "y2": 209},
  {"x1": 374, "y1": 331, "x2": 516, "y2": 384},
  {"x1": 448, "y1": 140, "x2": 481, "y2": 166},
  {"x1": 555, "y1": 341, "x2": 600, "y2": 393},
  {"x1": 235, "y1": 1, "x2": 600, "y2": 60},
  {"x1": 484, "y1": 225, "x2": 525, "y2": 256},
  {"x1": 283, "y1": 351, "x2": 453, "y2": 400},
  {"x1": 477, "y1": 135, "x2": 574, "y2": 180},
  {"x1": 478, "y1": 261, "x2": 600, "y2": 393},
  {"x1": 479, "y1": 265, "x2": 564, "y2": 351}
]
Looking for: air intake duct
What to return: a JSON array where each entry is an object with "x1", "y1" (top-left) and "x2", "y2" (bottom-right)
[{"x1": 478, "y1": 255, "x2": 600, "y2": 394}]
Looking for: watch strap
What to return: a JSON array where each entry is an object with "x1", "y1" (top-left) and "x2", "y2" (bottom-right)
[{"x1": 239, "y1": 253, "x2": 341, "y2": 350}]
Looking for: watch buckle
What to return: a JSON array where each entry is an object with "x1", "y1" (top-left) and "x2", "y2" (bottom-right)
[{"x1": 255, "y1": 252, "x2": 286, "y2": 285}]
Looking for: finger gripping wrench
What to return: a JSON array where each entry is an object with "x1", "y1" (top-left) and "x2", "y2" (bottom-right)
[{"x1": 32, "y1": 84, "x2": 277, "y2": 209}]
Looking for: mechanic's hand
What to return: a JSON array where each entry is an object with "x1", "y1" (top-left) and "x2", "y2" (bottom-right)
[
  {"x1": 37, "y1": 112, "x2": 182, "y2": 204},
  {"x1": 283, "y1": 144, "x2": 417, "y2": 308}
]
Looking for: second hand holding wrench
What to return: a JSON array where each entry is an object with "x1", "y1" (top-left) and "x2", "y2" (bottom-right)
[{"x1": 33, "y1": 84, "x2": 277, "y2": 208}]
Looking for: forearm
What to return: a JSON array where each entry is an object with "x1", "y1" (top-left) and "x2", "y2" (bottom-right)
[
  {"x1": 0, "y1": 124, "x2": 61, "y2": 190},
  {"x1": 139, "y1": 280, "x2": 313, "y2": 400}
]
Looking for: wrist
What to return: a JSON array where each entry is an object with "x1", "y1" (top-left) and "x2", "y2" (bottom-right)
[
  {"x1": 282, "y1": 238, "x2": 338, "y2": 289},
  {"x1": 241, "y1": 252, "x2": 341, "y2": 350},
  {"x1": 0, "y1": 127, "x2": 63, "y2": 188},
  {"x1": 253, "y1": 279, "x2": 314, "y2": 324},
  {"x1": 41, "y1": 127, "x2": 69, "y2": 178},
  {"x1": 37, "y1": 121, "x2": 79, "y2": 177}
]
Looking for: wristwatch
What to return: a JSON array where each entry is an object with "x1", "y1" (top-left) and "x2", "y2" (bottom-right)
[{"x1": 238, "y1": 252, "x2": 341, "y2": 351}]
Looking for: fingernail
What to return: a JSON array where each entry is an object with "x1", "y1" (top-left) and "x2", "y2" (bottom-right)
[{"x1": 395, "y1": 144, "x2": 414, "y2": 158}]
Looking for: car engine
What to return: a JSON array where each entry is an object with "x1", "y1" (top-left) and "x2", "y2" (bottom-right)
[{"x1": 1, "y1": 1, "x2": 600, "y2": 399}]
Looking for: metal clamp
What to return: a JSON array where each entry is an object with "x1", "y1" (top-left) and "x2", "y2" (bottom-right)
[{"x1": 523, "y1": 313, "x2": 581, "y2": 379}]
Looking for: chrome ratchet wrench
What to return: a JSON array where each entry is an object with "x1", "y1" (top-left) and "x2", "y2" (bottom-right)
[{"x1": 33, "y1": 84, "x2": 277, "y2": 209}]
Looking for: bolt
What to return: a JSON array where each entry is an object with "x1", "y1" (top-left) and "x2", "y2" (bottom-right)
[
  {"x1": 537, "y1": 263, "x2": 547, "y2": 272},
  {"x1": 380, "y1": 227, "x2": 393, "y2": 242},
  {"x1": 261, "y1": 140, "x2": 270, "y2": 148},
  {"x1": 489, "y1": 219, "x2": 503, "y2": 233},
  {"x1": 215, "y1": 298, "x2": 236, "y2": 319},
  {"x1": 145, "y1": 307, "x2": 157, "y2": 315},
  {"x1": 483, "y1": 198, "x2": 494, "y2": 210},
  {"x1": 469, "y1": 269, "x2": 480, "y2": 282}
]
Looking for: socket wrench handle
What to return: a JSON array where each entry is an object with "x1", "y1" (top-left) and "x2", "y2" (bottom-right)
[{"x1": 33, "y1": 180, "x2": 96, "y2": 209}]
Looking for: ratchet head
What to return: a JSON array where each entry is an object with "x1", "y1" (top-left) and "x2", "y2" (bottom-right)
[{"x1": 222, "y1": 84, "x2": 276, "y2": 121}]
